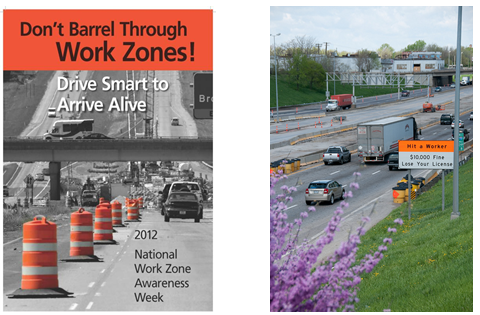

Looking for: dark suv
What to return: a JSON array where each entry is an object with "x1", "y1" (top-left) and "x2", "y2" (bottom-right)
[
  {"x1": 401, "y1": 90, "x2": 410, "y2": 97},
  {"x1": 387, "y1": 152, "x2": 399, "y2": 171},
  {"x1": 452, "y1": 128, "x2": 469, "y2": 141},
  {"x1": 440, "y1": 114, "x2": 454, "y2": 125}
]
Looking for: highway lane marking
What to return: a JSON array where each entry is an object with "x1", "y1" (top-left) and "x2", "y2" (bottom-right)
[
  {"x1": 372, "y1": 170, "x2": 381, "y2": 175},
  {"x1": 420, "y1": 137, "x2": 424, "y2": 140},
  {"x1": 286, "y1": 204, "x2": 298, "y2": 211},
  {"x1": 69, "y1": 303, "x2": 78, "y2": 310},
  {"x1": 310, "y1": 169, "x2": 431, "y2": 242},
  {"x1": 95, "y1": 292, "x2": 101, "y2": 297},
  {"x1": 433, "y1": 132, "x2": 437, "y2": 135},
  {"x1": 6, "y1": 163, "x2": 22, "y2": 186},
  {"x1": 86, "y1": 302, "x2": 93, "y2": 310},
  {"x1": 330, "y1": 170, "x2": 340, "y2": 175},
  {"x1": 88, "y1": 282, "x2": 95, "y2": 288},
  {"x1": 101, "y1": 282, "x2": 106, "y2": 287},
  {"x1": 100, "y1": 269, "x2": 106, "y2": 273}
]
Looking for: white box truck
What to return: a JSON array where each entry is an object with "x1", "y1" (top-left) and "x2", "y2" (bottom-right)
[{"x1": 357, "y1": 117, "x2": 419, "y2": 162}]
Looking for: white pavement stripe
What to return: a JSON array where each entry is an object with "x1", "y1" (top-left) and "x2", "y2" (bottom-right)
[
  {"x1": 372, "y1": 170, "x2": 381, "y2": 175},
  {"x1": 101, "y1": 282, "x2": 106, "y2": 287},
  {"x1": 86, "y1": 302, "x2": 93, "y2": 310},
  {"x1": 100, "y1": 269, "x2": 106, "y2": 273},
  {"x1": 286, "y1": 205, "x2": 298, "y2": 210},
  {"x1": 330, "y1": 170, "x2": 340, "y2": 175},
  {"x1": 69, "y1": 303, "x2": 78, "y2": 310},
  {"x1": 88, "y1": 282, "x2": 95, "y2": 288}
]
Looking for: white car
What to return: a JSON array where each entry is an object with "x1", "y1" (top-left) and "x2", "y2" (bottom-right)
[
  {"x1": 35, "y1": 173, "x2": 45, "y2": 181},
  {"x1": 469, "y1": 112, "x2": 473, "y2": 120},
  {"x1": 451, "y1": 120, "x2": 465, "y2": 129},
  {"x1": 450, "y1": 83, "x2": 455, "y2": 88}
]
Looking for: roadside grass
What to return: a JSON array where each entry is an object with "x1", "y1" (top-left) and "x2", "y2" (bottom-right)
[
  {"x1": 270, "y1": 75, "x2": 428, "y2": 108},
  {"x1": 3, "y1": 71, "x2": 55, "y2": 137},
  {"x1": 354, "y1": 159, "x2": 473, "y2": 311},
  {"x1": 3, "y1": 202, "x2": 73, "y2": 232}
]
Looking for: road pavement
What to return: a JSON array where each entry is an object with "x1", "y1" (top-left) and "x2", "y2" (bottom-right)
[{"x1": 3, "y1": 206, "x2": 213, "y2": 311}]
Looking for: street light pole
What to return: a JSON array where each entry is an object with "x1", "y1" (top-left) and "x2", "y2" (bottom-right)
[{"x1": 271, "y1": 33, "x2": 281, "y2": 122}]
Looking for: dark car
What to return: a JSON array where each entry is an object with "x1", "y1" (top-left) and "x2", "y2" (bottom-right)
[
  {"x1": 435, "y1": 86, "x2": 442, "y2": 92},
  {"x1": 387, "y1": 152, "x2": 399, "y2": 171},
  {"x1": 81, "y1": 133, "x2": 113, "y2": 140},
  {"x1": 440, "y1": 114, "x2": 454, "y2": 125},
  {"x1": 159, "y1": 184, "x2": 172, "y2": 215},
  {"x1": 401, "y1": 90, "x2": 410, "y2": 97},
  {"x1": 163, "y1": 192, "x2": 203, "y2": 223},
  {"x1": 452, "y1": 128, "x2": 470, "y2": 141}
]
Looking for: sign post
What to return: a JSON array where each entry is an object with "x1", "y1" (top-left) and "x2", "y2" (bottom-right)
[{"x1": 399, "y1": 140, "x2": 454, "y2": 219}]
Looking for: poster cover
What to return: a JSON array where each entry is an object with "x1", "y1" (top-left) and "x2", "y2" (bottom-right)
[{"x1": 3, "y1": 9, "x2": 213, "y2": 311}]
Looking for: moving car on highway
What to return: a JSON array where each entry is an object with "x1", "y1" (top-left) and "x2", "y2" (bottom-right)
[
  {"x1": 35, "y1": 173, "x2": 44, "y2": 181},
  {"x1": 452, "y1": 128, "x2": 470, "y2": 141},
  {"x1": 450, "y1": 83, "x2": 455, "y2": 88},
  {"x1": 401, "y1": 90, "x2": 410, "y2": 97},
  {"x1": 171, "y1": 117, "x2": 179, "y2": 126},
  {"x1": 451, "y1": 120, "x2": 465, "y2": 129},
  {"x1": 43, "y1": 119, "x2": 94, "y2": 140},
  {"x1": 81, "y1": 133, "x2": 113, "y2": 140},
  {"x1": 163, "y1": 192, "x2": 203, "y2": 223},
  {"x1": 305, "y1": 180, "x2": 345, "y2": 205},
  {"x1": 435, "y1": 86, "x2": 442, "y2": 92},
  {"x1": 3, "y1": 185, "x2": 9, "y2": 197},
  {"x1": 323, "y1": 146, "x2": 351, "y2": 165},
  {"x1": 469, "y1": 112, "x2": 473, "y2": 120},
  {"x1": 387, "y1": 152, "x2": 399, "y2": 171},
  {"x1": 440, "y1": 114, "x2": 454, "y2": 125}
]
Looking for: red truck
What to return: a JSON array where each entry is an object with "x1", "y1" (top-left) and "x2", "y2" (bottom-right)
[{"x1": 330, "y1": 94, "x2": 353, "y2": 109}]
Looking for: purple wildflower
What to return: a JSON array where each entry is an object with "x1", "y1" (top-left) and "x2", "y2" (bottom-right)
[
  {"x1": 383, "y1": 238, "x2": 392, "y2": 244},
  {"x1": 394, "y1": 218, "x2": 404, "y2": 226},
  {"x1": 387, "y1": 227, "x2": 397, "y2": 233}
]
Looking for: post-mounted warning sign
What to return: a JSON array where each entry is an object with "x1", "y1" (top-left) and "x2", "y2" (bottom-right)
[{"x1": 398, "y1": 140, "x2": 454, "y2": 169}]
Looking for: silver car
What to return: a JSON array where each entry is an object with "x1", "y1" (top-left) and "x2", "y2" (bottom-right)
[{"x1": 305, "y1": 180, "x2": 345, "y2": 205}]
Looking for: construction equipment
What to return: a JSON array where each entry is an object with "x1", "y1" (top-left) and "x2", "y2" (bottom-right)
[{"x1": 422, "y1": 102, "x2": 436, "y2": 113}]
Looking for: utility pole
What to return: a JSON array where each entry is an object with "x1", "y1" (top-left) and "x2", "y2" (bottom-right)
[
  {"x1": 323, "y1": 42, "x2": 330, "y2": 56},
  {"x1": 316, "y1": 43, "x2": 322, "y2": 55},
  {"x1": 451, "y1": 6, "x2": 462, "y2": 220},
  {"x1": 271, "y1": 33, "x2": 281, "y2": 123}
]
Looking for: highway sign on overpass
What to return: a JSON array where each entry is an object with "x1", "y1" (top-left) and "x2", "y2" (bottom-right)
[{"x1": 398, "y1": 140, "x2": 454, "y2": 169}]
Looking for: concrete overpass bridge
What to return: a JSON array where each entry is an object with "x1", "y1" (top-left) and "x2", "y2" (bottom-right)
[
  {"x1": 4, "y1": 138, "x2": 213, "y2": 162},
  {"x1": 429, "y1": 68, "x2": 473, "y2": 86},
  {"x1": 4, "y1": 137, "x2": 212, "y2": 200}
]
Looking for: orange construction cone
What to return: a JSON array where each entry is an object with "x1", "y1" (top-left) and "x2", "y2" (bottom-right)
[
  {"x1": 94, "y1": 204, "x2": 116, "y2": 245},
  {"x1": 7, "y1": 215, "x2": 73, "y2": 298}
]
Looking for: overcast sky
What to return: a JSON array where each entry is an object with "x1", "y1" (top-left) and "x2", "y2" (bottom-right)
[{"x1": 270, "y1": 6, "x2": 474, "y2": 53}]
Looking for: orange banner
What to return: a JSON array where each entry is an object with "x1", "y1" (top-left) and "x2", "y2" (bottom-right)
[
  {"x1": 398, "y1": 140, "x2": 454, "y2": 152},
  {"x1": 4, "y1": 10, "x2": 212, "y2": 70}
]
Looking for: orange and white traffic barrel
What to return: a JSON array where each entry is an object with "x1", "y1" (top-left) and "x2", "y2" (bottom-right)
[
  {"x1": 126, "y1": 199, "x2": 139, "y2": 221},
  {"x1": 70, "y1": 208, "x2": 93, "y2": 256},
  {"x1": 94, "y1": 204, "x2": 113, "y2": 242},
  {"x1": 138, "y1": 197, "x2": 144, "y2": 209},
  {"x1": 21, "y1": 215, "x2": 58, "y2": 290},
  {"x1": 111, "y1": 200, "x2": 123, "y2": 226}
]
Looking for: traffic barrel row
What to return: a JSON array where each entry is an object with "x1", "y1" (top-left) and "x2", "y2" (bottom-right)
[{"x1": 8, "y1": 198, "x2": 130, "y2": 298}]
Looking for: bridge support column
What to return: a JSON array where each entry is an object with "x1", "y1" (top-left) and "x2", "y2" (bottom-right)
[{"x1": 49, "y1": 162, "x2": 61, "y2": 200}]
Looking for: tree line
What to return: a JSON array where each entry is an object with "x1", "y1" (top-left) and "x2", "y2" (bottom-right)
[{"x1": 271, "y1": 36, "x2": 474, "y2": 90}]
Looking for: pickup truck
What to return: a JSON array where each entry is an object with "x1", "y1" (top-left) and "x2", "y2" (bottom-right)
[{"x1": 323, "y1": 146, "x2": 351, "y2": 165}]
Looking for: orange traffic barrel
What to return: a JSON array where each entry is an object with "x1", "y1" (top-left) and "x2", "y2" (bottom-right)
[
  {"x1": 70, "y1": 208, "x2": 93, "y2": 256},
  {"x1": 126, "y1": 199, "x2": 139, "y2": 221},
  {"x1": 94, "y1": 204, "x2": 113, "y2": 242},
  {"x1": 99, "y1": 197, "x2": 105, "y2": 205},
  {"x1": 138, "y1": 197, "x2": 144, "y2": 209},
  {"x1": 21, "y1": 215, "x2": 58, "y2": 290},
  {"x1": 111, "y1": 200, "x2": 123, "y2": 226}
]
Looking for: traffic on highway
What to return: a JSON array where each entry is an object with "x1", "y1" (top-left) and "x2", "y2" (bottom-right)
[{"x1": 270, "y1": 86, "x2": 473, "y2": 248}]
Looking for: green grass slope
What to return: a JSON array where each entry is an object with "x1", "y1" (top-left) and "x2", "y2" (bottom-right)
[{"x1": 355, "y1": 159, "x2": 473, "y2": 311}]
